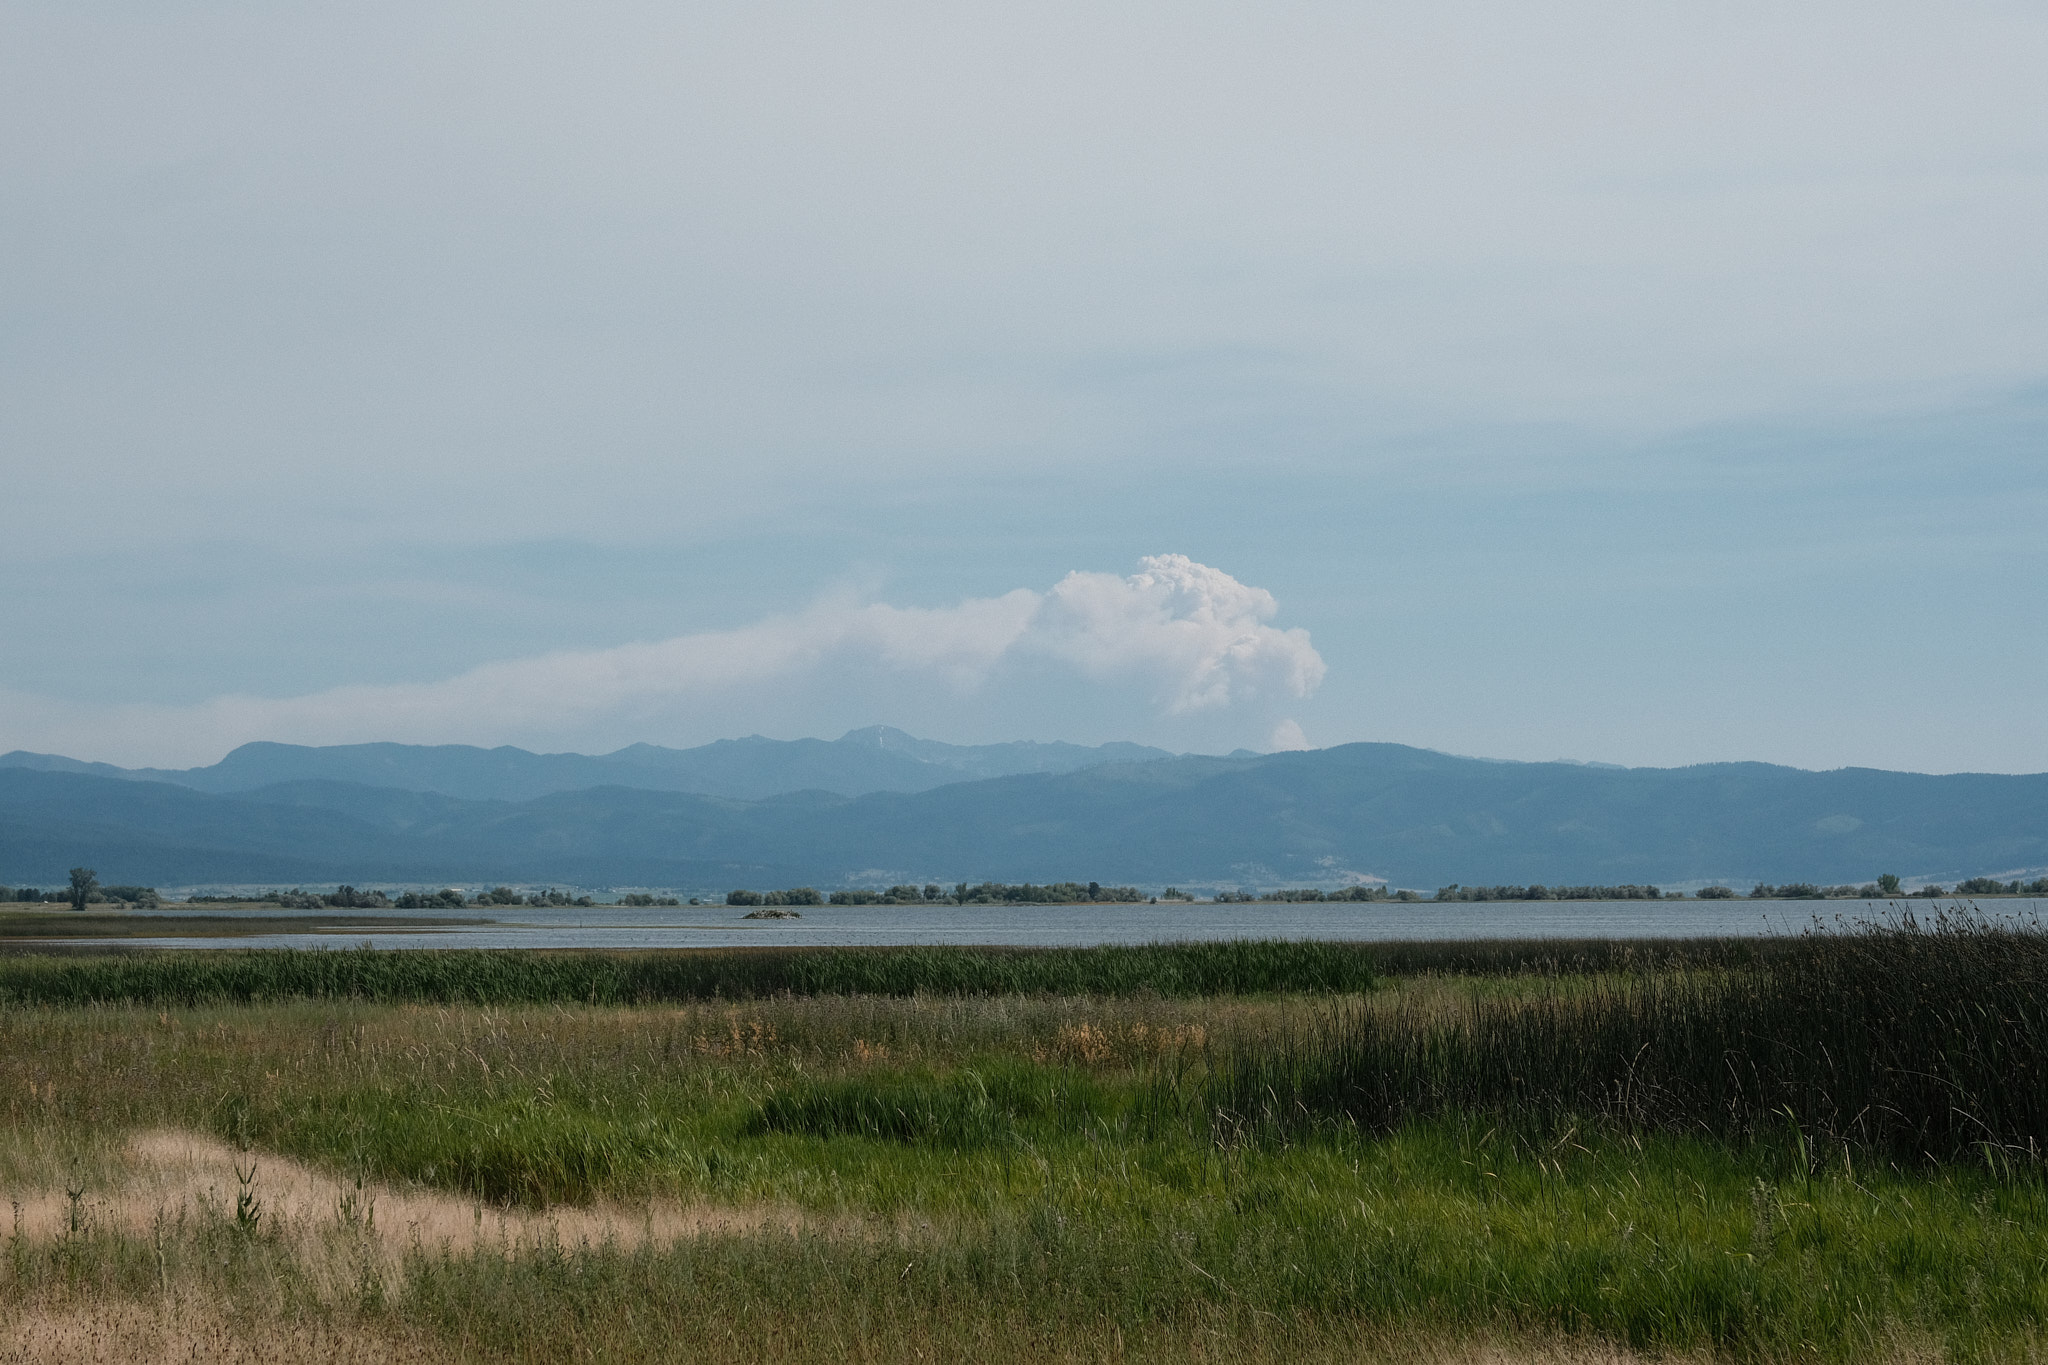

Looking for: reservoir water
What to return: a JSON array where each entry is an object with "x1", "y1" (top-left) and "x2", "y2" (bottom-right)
[{"x1": 71, "y1": 897, "x2": 2048, "y2": 951}]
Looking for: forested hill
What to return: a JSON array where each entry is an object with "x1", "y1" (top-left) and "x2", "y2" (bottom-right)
[{"x1": 3, "y1": 742, "x2": 2044, "y2": 890}]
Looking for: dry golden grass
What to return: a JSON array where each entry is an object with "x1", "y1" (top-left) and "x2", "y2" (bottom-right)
[
  {"x1": 0, "y1": 1291, "x2": 1737, "y2": 1365},
  {"x1": 8, "y1": 1128, "x2": 877, "y2": 1266},
  {"x1": 0, "y1": 1302, "x2": 447, "y2": 1365}
]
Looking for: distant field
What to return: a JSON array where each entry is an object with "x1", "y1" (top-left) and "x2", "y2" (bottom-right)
[{"x1": 2, "y1": 926, "x2": 2043, "y2": 1362}]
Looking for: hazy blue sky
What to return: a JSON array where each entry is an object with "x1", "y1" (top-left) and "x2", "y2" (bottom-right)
[{"x1": 4, "y1": 1, "x2": 2045, "y2": 771}]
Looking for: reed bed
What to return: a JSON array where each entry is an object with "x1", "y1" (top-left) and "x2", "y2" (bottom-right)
[
  {"x1": 1209, "y1": 913, "x2": 2048, "y2": 1165},
  {"x1": 0, "y1": 940, "x2": 1380, "y2": 1007},
  {"x1": 0, "y1": 933, "x2": 1858, "y2": 1007},
  {"x1": 1358, "y1": 936, "x2": 1779, "y2": 977},
  {"x1": 0, "y1": 933, "x2": 1884, "y2": 1009},
  {"x1": 6, "y1": 920, "x2": 2047, "y2": 1359}
]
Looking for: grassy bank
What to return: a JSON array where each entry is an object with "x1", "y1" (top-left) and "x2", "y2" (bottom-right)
[{"x1": 3, "y1": 925, "x2": 2045, "y2": 1360}]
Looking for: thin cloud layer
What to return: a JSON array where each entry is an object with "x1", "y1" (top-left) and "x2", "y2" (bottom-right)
[{"x1": 0, "y1": 557, "x2": 1324, "y2": 767}]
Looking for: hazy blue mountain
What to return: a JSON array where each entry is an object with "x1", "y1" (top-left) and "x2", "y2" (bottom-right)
[
  {"x1": 0, "y1": 729, "x2": 1175, "y2": 803},
  {"x1": 0, "y1": 751, "x2": 134, "y2": 779},
  {"x1": 835, "y1": 726, "x2": 1175, "y2": 780},
  {"x1": 0, "y1": 770, "x2": 801, "y2": 887},
  {"x1": 4, "y1": 742, "x2": 2045, "y2": 890}
]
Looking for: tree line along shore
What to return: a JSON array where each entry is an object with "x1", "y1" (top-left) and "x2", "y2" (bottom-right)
[{"x1": 7, "y1": 868, "x2": 2045, "y2": 911}]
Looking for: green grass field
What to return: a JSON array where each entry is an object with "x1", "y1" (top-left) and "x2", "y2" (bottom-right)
[{"x1": 2, "y1": 929, "x2": 2043, "y2": 1361}]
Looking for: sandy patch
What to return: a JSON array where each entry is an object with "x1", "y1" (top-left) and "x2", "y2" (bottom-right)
[{"x1": 5, "y1": 1128, "x2": 844, "y2": 1260}]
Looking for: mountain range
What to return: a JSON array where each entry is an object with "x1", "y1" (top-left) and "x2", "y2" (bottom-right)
[
  {"x1": 4, "y1": 736, "x2": 2045, "y2": 892},
  {"x1": 0, "y1": 727, "x2": 1176, "y2": 803}
]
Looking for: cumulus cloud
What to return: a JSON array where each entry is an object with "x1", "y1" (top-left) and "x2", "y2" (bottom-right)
[
  {"x1": 1032, "y1": 556, "x2": 1324, "y2": 713},
  {"x1": 0, "y1": 557, "x2": 1325, "y2": 767}
]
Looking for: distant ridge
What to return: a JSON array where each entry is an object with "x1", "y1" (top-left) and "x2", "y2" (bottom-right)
[
  {"x1": 0, "y1": 727, "x2": 1176, "y2": 804},
  {"x1": 4, "y1": 739, "x2": 2046, "y2": 891},
  {"x1": 836, "y1": 726, "x2": 1177, "y2": 780}
]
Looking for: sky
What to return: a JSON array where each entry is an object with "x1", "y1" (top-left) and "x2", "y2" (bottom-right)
[{"x1": 2, "y1": 0, "x2": 2045, "y2": 772}]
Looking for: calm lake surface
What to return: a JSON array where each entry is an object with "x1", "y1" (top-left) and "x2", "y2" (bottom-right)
[{"x1": 78, "y1": 897, "x2": 2048, "y2": 951}]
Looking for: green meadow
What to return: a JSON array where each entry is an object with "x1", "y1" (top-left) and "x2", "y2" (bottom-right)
[{"x1": 2, "y1": 925, "x2": 2044, "y2": 1362}]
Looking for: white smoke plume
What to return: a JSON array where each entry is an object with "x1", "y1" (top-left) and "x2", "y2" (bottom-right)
[
  {"x1": 1030, "y1": 555, "x2": 1324, "y2": 712},
  {"x1": 1, "y1": 556, "x2": 1326, "y2": 767}
]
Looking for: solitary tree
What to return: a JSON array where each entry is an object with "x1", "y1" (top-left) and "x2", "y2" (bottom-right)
[
  {"x1": 67, "y1": 866, "x2": 97, "y2": 912},
  {"x1": 1877, "y1": 873, "x2": 1902, "y2": 896}
]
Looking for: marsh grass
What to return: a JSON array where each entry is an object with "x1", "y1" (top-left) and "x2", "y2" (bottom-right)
[
  {"x1": 0, "y1": 1301, "x2": 1713, "y2": 1365},
  {"x1": 5, "y1": 1113, "x2": 2041, "y2": 1362},
  {"x1": 0, "y1": 993, "x2": 1270, "y2": 1208},
  {"x1": 1208, "y1": 913, "x2": 2048, "y2": 1165},
  {"x1": 5, "y1": 923, "x2": 2048, "y2": 1360},
  {"x1": 747, "y1": 1057, "x2": 1130, "y2": 1149},
  {"x1": 0, "y1": 940, "x2": 1380, "y2": 1006}
]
